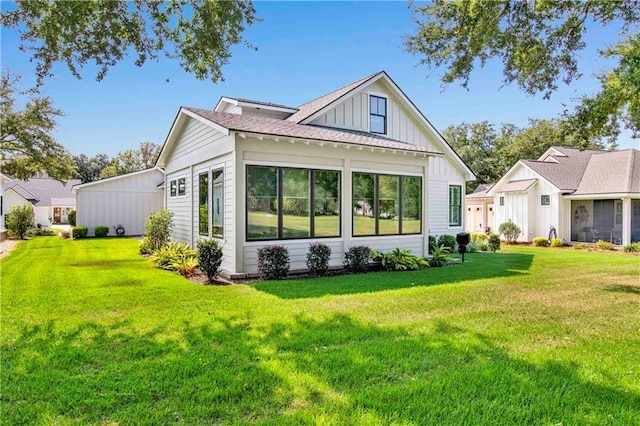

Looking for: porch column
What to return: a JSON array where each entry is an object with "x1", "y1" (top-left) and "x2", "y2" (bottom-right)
[{"x1": 622, "y1": 197, "x2": 632, "y2": 246}]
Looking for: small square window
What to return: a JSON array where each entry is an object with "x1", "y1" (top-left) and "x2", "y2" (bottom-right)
[
  {"x1": 178, "y1": 177, "x2": 186, "y2": 196},
  {"x1": 541, "y1": 195, "x2": 550, "y2": 205},
  {"x1": 499, "y1": 196, "x2": 504, "y2": 206}
]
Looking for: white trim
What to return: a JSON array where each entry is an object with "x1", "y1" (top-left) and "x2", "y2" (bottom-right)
[
  {"x1": 564, "y1": 193, "x2": 640, "y2": 200},
  {"x1": 5, "y1": 185, "x2": 38, "y2": 201},
  {"x1": 215, "y1": 96, "x2": 298, "y2": 114},
  {"x1": 72, "y1": 167, "x2": 164, "y2": 192}
]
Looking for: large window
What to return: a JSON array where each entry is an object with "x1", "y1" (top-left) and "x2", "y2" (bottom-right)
[
  {"x1": 212, "y1": 169, "x2": 224, "y2": 237},
  {"x1": 247, "y1": 166, "x2": 340, "y2": 241},
  {"x1": 352, "y1": 172, "x2": 422, "y2": 236},
  {"x1": 199, "y1": 173, "x2": 208, "y2": 235},
  {"x1": 370, "y1": 95, "x2": 387, "y2": 134},
  {"x1": 449, "y1": 185, "x2": 462, "y2": 227}
]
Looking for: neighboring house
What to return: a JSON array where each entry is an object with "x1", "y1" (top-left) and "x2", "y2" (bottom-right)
[
  {"x1": 0, "y1": 173, "x2": 12, "y2": 239},
  {"x1": 488, "y1": 146, "x2": 640, "y2": 245},
  {"x1": 156, "y1": 71, "x2": 475, "y2": 276},
  {"x1": 4, "y1": 177, "x2": 81, "y2": 227},
  {"x1": 465, "y1": 183, "x2": 495, "y2": 234},
  {"x1": 73, "y1": 168, "x2": 165, "y2": 236}
]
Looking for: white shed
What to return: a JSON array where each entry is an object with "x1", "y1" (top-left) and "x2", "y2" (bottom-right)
[{"x1": 74, "y1": 168, "x2": 165, "y2": 236}]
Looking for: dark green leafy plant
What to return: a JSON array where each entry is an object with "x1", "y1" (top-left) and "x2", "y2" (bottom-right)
[
  {"x1": 67, "y1": 209, "x2": 76, "y2": 226},
  {"x1": 488, "y1": 234, "x2": 501, "y2": 252},
  {"x1": 197, "y1": 239, "x2": 224, "y2": 283},
  {"x1": 306, "y1": 243, "x2": 332, "y2": 277},
  {"x1": 343, "y1": 246, "x2": 371, "y2": 274},
  {"x1": 72, "y1": 226, "x2": 88, "y2": 239},
  {"x1": 143, "y1": 209, "x2": 173, "y2": 252},
  {"x1": 94, "y1": 226, "x2": 109, "y2": 237},
  {"x1": 373, "y1": 248, "x2": 429, "y2": 271},
  {"x1": 429, "y1": 246, "x2": 451, "y2": 267},
  {"x1": 257, "y1": 246, "x2": 290, "y2": 280},
  {"x1": 437, "y1": 234, "x2": 456, "y2": 251},
  {"x1": 6, "y1": 204, "x2": 34, "y2": 239}
]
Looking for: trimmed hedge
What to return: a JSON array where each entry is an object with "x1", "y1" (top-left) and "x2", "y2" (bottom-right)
[
  {"x1": 257, "y1": 245, "x2": 290, "y2": 280},
  {"x1": 94, "y1": 226, "x2": 109, "y2": 237},
  {"x1": 72, "y1": 226, "x2": 88, "y2": 238}
]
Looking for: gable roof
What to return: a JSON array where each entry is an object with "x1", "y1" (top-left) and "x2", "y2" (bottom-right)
[
  {"x1": 184, "y1": 107, "x2": 440, "y2": 155},
  {"x1": 285, "y1": 72, "x2": 380, "y2": 123},
  {"x1": 491, "y1": 146, "x2": 640, "y2": 196},
  {"x1": 467, "y1": 183, "x2": 494, "y2": 199},
  {"x1": 5, "y1": 178, "x2": 81, "y2": 206}
]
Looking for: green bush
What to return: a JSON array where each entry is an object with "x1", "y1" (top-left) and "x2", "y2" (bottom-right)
[
  {"x1": 257, "y1": 245, "x2": 290, "y2": 280},
  {"x1": 498, "y1": 220, "x2": 521, "y2": 244},
  {"x1": 479, "y1": 240, "x2": 489, "y2": 251},
  {"x1": 488, "y1": 234, "x2": 501, "y2": 252},
  {"x1": 197, "y1": 239, "x2": 224, "y2": 282},
  {"x1": 6, "y1": 204, "x2": 34, "y2": 239},
  {"x1": 429, "y1": 246, "x2": 451, "y2": 267},
  {"x1": 573, "y1": 243, "x2": 589, "y2": 250},
  {"x1": 533, "y1": 237, "x2": 549, "y2": 247},
  {"x1": 550, "y1": 238, "x2": 563, "y2": 247},
  {"x1": 72, "y1": 226, "x2": 88, "y2": 238},
  {"x1": 436, "y1": 234, "x2": 457, "y2": 251},
  {"x1": 143, "y1": 209, "x2": 174, "y2": 252},
  {"x1": 150, "y1": 242, "x2": 196, "y2": 270},
  {"x1": 67, "y1": 209, "x2": 76, "y2": 226},
  {"x1": 171, "y1": 257, "x2": 199, "y2": 277},
  {"x1": 428, "y1": 235, "x2": 437, "y2": 252},
  {"x1": 594, "y1": 239, "x2": 614, "y2": 250},
  {"x1": 466, "y1": 240, "x2": 481, "y2": 253},
  {"x1": 94, "y1": 226, "x2": 109, "y2": 237},
  {"x1": 139, "y1": 237, "x2": 154, "y2": 255},
  {"x1": 26, "y1": 227, "x2": 55, "y2": 237},
  {"x1": 306, "y1": 243, "x2": 332, "y2": 276},
  {"x1": 373, "y1": 248, "x2": 429, "y2": 271},
  {"x1": 470, "y1": 232, "x2": 488, "y2": 242},
  {"x1": 623, "y1": 242, "x2": 640, "y2": 253},
  {"x1": 343, "y1": 246, "x2": 371, "y2": 273}
]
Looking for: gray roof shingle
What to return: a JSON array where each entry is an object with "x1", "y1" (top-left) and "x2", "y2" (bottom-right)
[
  {"x1": 185, "y1": 107, "x2": 440, "y2": 155},
  {"x1": 6, "y1": 178, "x2": 80, "y2": 206}
]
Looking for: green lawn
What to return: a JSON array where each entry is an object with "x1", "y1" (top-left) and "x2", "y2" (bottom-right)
[{"x1": 2, "y1": 237, "x2": 639, "y2": 424}]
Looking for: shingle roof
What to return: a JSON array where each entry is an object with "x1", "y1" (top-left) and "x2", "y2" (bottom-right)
[
  {"x1": 467, "y1": 183, "x2": 494, "y2": 199},
  {"x1": 233, "y1": 98, "x2": 298, "y2": 110},
  {"x1": 284, "y1": 72, "x2": 381, "y2": 123},
  {"x1": 6, "y1": 178, "x2": 80, "y2": 206},
  {"x1": 185, "y1": 107, "x2": 440, "y2": 154},
  {"x1": 521, "y1": 147, "x2": 601, "y2": 191},
  {"x1": 574, "y1": 149, "x2": 640, "y2": 194}
]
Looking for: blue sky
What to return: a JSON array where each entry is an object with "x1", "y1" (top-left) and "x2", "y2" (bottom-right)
[{"x1": 2, "y1": 1, "x2": 638, "y2": 157}]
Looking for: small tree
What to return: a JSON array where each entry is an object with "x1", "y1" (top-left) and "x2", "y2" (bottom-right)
[
  {"x1": 67, "y1": 209, "x2": 76, "y2": 226},
  {"x1": 6, "y1": 204, "x2": 34, "y2": 239},
  {"x1": 197, "y1": 239, "x2": 224, "y2": 283},
  {"x1": 143, "y1": 209, "x2": 173, "y2": 252},
  {"x1": 498, "y1": 220, "x2": 521, "y2": 244},
  {"x1": 488, "y1": 234, "x2": 501, "y2": 252},
  {"x1": 307, "y1": 243, "x2": 331, "y2": 277}
]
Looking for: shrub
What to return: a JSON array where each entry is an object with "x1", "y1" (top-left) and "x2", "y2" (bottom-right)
[
  {"x1": 143, "y1": 209, "x2": 174, "y2": 252},
  {"x1": 550, "y1": 238, "x2": 563, "y2": 247},
  {"x1": 498, "y1": 220, "x2": 521, "y2": 244},
  {"x1": 623, "y1": 242, "x2": 640, "y2": 253},
  {"x1": 466, "y1": 240, "x2": 481, "y2": 253},
  {"x1": 488, "y1": 234, "x2": 501, "y2": 252},
  {"x1": 479, "y1": 240, "x2": 489, "y2": 251},
  {"x1": 573, "y1": 242, "x2": 589, "y2": 250},
  {"x1": 172, "y1": 257, "x2": 199, "y2": 277},
  {"x1": 150, "y1": 242, "x2": 196, "y2": 270},
  {"x1": 471, "y1": 232, "x2": 488, "y2": 243},
  {"x1": 429, "y1": 246, "x2": 451, "y2": 267},
  {"x1": 60, "y1": 230, "x2": 71, "y2": 239},
  {"x1": 428, "y1": 235, "x2": 437, "y2": 252},
  {"x1": 26, "y1": 227, "x2": 55, "y2": 237},
  {"x1": 197, "y1": 239, "x2": 224, "y2": 282},
  {"x1": 257, "y1": 245, "x2": 290, "y2": 280},
  {"x1": 306, "y1": 243, "x2": 332, "y2": 277},
  {"x1": 373, "y1": 248, "x2": 429, "y2": 271},
  {"x1": 436, "y1": 234, "x2": 456, "y2": 251},
  {"x1": 594, "y1": 239, "x2": 614, "y2": 251},
  {"x1": 343, "y1": 245, "x2": 371, "y2": 273},
  {"x1": 6, "y1": 204, "x2": 34, "y2": 239},
  {"x1": 94, "y1": 226, "x2": 109, "y2": 237},
  {"x1": 67, "y1": 209, "x2": 76, "y2": 226},
  {"x1": 72, "y1": 226, "x2": 88, "y2": 238},
  {"x1": 533, "y1": 237, "x2": 549, "y2": 247}
]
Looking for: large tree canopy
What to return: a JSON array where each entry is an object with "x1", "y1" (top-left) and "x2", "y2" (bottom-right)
[
  {"x1": 406, "y1": 0, "x2": 640, "y2": 147},
  {"x1": 99, "y1": 142, "x2": 161, "y2": 179},
  {"x1": 1, "y1": 0, "x2": 258, "y2": 85},
  {"x1": 0, "y1": 74, "x2": 74, "y2": 181}
]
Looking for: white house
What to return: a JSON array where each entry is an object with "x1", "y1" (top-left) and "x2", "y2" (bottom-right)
[
  {"x1": 74, "y1": 168, "x2": 165, "y2": 236},
  {"x1": 465, "y1": 183, "x2": 495, "y2": 234},
  {"x1": 4, "y1": 177, "x2": 80, "y2": 227},
  {"x1": 156, "y1": 71, "x2": 475, "y2": 276},
  {"x1": 488, "y1": 146, "x2": 640, "y2": 245}
]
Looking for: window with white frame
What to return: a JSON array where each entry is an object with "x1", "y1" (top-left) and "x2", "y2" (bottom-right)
[{"x1": 541, "y1": 195, "x2": 550, "y2": 205}]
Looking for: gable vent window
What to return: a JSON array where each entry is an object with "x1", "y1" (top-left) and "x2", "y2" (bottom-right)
[
  {"x1": 370, "y1": 95, "x2": 387, "y2": 134},
  {"x1": 499, "y1": 196, "x2": 504, "y2": 206},
  {"x1": 541, "y1": 195, "x2": 550, "y2": 206}
]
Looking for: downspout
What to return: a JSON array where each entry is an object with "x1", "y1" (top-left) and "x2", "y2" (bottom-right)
[{"x1": 190, "y1": 164, "x2": 195, "y2": 248}]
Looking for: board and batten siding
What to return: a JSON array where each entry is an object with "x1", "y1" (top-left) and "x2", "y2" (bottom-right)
[
  {"x1": 76, "y1": 169, "x2": 164, "y2": 236},
  {"x1": 191, "y1": 154, "x2": 235, "y2": 273},
  {"x1": 166, "y1": 168, "x2": 192, "y2": 244}
]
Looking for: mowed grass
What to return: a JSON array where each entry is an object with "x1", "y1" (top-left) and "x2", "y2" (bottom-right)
[{"x1": 2, "y1": 237, "x2": 639, "y2": 425}]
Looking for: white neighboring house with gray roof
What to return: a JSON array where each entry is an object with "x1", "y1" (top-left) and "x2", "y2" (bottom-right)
[
  {"x1": 156, "y1": 71, "x2": 475, "y2": 277},
  {"x1": 3, "y1": 177, "x2": 81, "y2": 227},
  {"x1": 487, "y1": 146, "x2": 640, "y2": 245}
]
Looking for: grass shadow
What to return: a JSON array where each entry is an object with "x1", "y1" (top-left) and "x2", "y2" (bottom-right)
[
  {"x1": 254, "y1": 252, "x2": 534, "y2": 299},
  {"x1": 604, "y1": 284, "x2": 640, "y2": 295}
]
